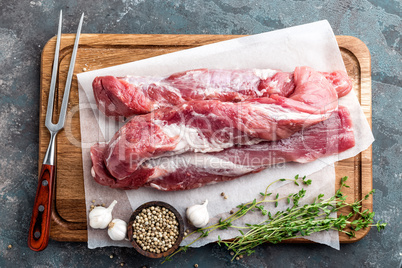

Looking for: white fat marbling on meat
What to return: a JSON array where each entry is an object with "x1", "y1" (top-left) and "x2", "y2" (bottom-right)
[
  {"x1": 254, "y1": 79, "x2": 280, "y2": 96},
  {"x1": 104, "y1": 134, "x2": 121, "y2": 163},
  {"x1": 204, "y1": 86, "x2": 224, "y2": 96},
  {"x1": 153, "y1": 120, "x2": 226, "y2": 153},
  {"x1": 252, "y1": 103, "x2": 330, "y2": 121},
  {"x1": 149, "y1": 183, "x2": 165, "y2": 190},
  {"x1": 123, "y1": 75, "x2": 162, "y2": 85},
  {"x1": 155, "y1": 120, "x2": 264, "y2": 154},
  {"x1": 151, "y1": 103, "x2": 161, "y2": 110},
  {"x1": 253, "y1": 69, "x2": 277, "y2": 80},
  {"x1": 145, "y1": 152, "x2": 256, "y2": 180}
]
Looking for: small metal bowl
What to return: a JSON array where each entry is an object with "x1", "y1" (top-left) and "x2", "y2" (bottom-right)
[{"x1": 127, "y1": 201, "x2": 184, "y2": 259}]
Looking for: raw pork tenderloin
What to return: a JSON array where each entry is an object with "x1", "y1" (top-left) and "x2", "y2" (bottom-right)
[
  {"x1": 91, "y1": 106, "x2": 354, "y2": 190},
  {"x1": 93, "y1": 67, "x2": 352, "y2": 119},
  {"x1": 103, "y1": 66, "x2": 339, "y2": 179}
]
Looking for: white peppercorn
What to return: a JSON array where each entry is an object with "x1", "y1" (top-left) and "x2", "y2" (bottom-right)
[{"x1": 132, "y1": 205, "x2": 180, "y2": 253}]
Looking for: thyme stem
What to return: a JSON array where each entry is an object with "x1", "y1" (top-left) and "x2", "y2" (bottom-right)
[{"x1": 163, "y1": 176, "x2": 386, "y2": 263}]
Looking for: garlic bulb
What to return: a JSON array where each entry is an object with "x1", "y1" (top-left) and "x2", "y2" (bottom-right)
[
  {"x1": 186, "y1": 200, "x2": 209, "y2": 228},
  {"x1": 89, "y1": 200, "x2": 117, "y2": 229},
  {"x1": 108, "y1": 219, "x2": 127, "y2": 241}
]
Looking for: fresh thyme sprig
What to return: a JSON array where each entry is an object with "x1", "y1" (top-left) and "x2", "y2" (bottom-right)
[{"x1": 163, "y1": 175, "x2": 386, "y2": 263}]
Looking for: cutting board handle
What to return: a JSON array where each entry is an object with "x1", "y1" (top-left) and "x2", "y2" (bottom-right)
[{"x1": 28, "y1": 164, "x2": 55, "y2": 251}]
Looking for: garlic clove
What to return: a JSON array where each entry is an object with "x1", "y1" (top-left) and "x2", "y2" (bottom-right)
[
  {"x1": 89, "y1": 200, "x2": 117, "y2": 229},
  {"x1": 108, "y1": 219, "x2": 127, "y2": 241},
  {"x1": 186, "y1": 200, "x2": 209, "y2": 228}
]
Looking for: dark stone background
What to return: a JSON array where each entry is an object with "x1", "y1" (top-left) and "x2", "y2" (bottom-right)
[{"x1": 0, "y1": 0, "x2": 400, "y2": 267}]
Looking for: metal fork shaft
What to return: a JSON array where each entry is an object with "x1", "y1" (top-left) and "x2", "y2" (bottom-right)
[
  {"x1": 43, "y1": 131, "x2": 57, "y2": 166},
  {"x1": 55, "y1": 12, "x2": 84, "y2": 130}
]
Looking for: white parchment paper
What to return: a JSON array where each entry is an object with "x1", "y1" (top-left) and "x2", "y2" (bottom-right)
[
  {"x1": 183, "y1": 165, "x2": 339, "y2": 248},
  {"x1": 76, "y1": 20, "x2": 374, "y2": 249}
]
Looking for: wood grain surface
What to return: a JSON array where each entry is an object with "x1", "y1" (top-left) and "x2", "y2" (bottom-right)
[{"x1": 38, "y1": 34, "x2": 372, "y2": 243}]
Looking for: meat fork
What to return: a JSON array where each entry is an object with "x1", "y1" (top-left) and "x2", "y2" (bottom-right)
[{"x1": 28, "y1": 11, "x2": 84, "y2": 251}]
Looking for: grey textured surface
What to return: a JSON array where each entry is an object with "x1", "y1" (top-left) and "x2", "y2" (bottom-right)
[{"x1": 0, "y1": 0, "x2": 401, "y2": 267}]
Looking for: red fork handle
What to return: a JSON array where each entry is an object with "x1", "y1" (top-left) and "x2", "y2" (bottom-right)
[{"x1": 28, "y1": 164, "x2": 55, "y2": 251}]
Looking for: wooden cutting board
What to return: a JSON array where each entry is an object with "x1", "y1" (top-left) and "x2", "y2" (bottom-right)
[{"x1": 39, "y1": 34, "x2": 372, "y2": 242}]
